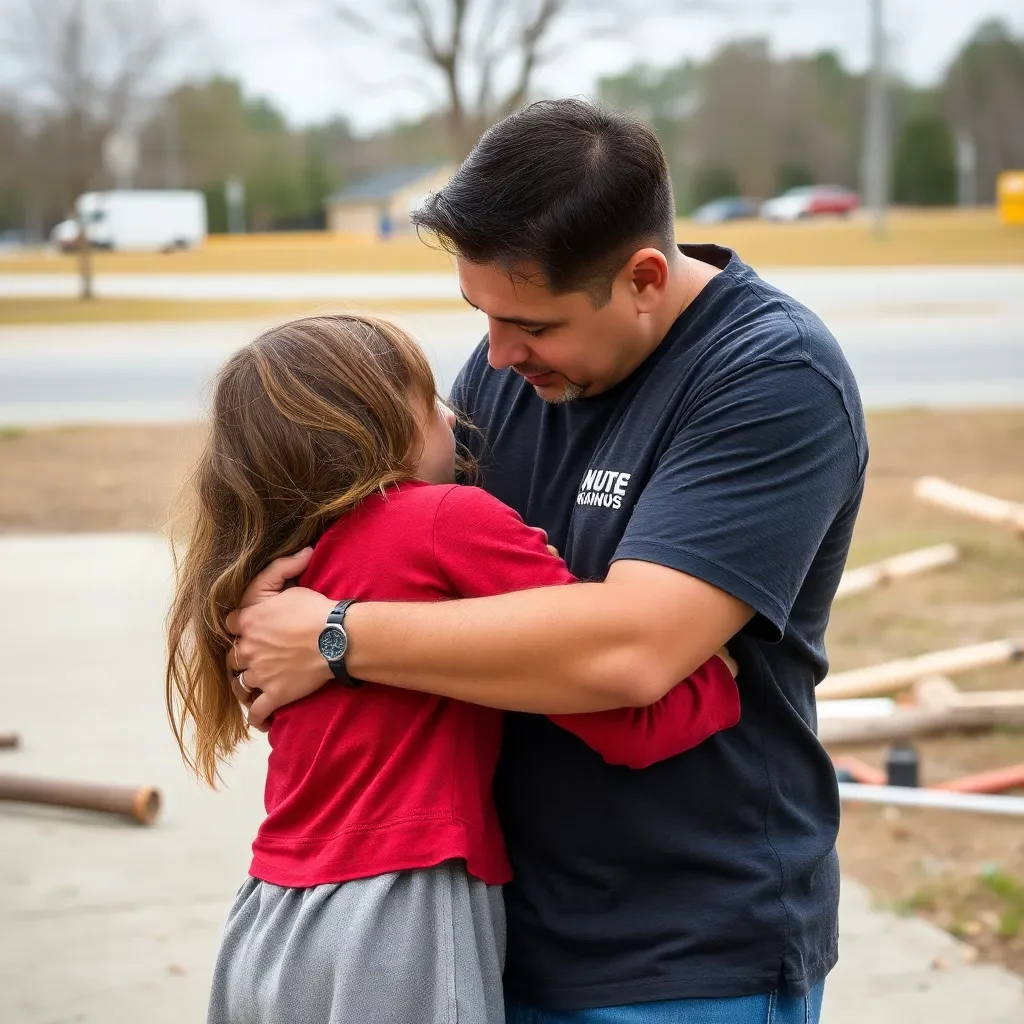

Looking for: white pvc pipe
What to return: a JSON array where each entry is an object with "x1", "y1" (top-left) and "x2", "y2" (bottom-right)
[
  {"x1": 838, "y1": 782, "x2": 1024, "y2": 816},
  {"x1": 817, "y1": 698, "x2": 895, "y2": 720}
]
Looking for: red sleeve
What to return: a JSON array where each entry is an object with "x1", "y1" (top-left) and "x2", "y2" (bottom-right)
[
  {"x1": 433, "y1": 486, "x2": 740, "y2": 767},
  {"x1": 548, "y1": 657, "x2": 740, "y2": 769}
]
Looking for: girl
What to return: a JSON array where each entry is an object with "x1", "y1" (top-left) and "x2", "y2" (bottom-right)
[{"x1": 166, "y1": 314, "x2": 739, "y2": 1024}]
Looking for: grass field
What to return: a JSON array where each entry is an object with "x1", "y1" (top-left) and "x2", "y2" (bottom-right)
[{"x1": 1, "y1": 208, "x2": 1021, "y2": 278}]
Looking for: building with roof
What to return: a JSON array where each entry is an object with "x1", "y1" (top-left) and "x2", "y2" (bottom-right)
[{"x1": 325, "y1": 163, "x2": 454, "y2": 237}]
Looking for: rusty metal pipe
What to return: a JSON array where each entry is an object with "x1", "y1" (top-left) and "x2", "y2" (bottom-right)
[{"x1": 0, "y1": 773, "x2": 161, "y2": 825}]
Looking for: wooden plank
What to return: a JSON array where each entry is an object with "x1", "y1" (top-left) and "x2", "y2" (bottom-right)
[
  {"x1": 836, "y1": 543, "x2": 959, "y2": 600},
  {"x1": 915, "y1": 476, "x2": 1024, "y2": 533},
  {"x1": 816, "y1": 639, "x2": 1022, "y2": 700},
  {"x1": 819, "y1": 702, "x2": 1024, "y2": 746}
]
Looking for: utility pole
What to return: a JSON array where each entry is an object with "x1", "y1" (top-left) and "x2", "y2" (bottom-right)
[
  {"x1": 863, "y1": 0, "x2": 889, "y2": 238},
  {"x1": 956, "y1": 128, "x2": 977, "y2": 208},
  {"x1": 225, "y1": 177, "x2": 246, "y2": 235},
  {"x1": 163, "y1": 100, "x2": 182, "y2": 189}
]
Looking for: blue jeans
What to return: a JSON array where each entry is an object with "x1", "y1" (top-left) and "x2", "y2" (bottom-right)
[{"x1": 505, "y1": 983, "x2": 825, "y2": 1024}]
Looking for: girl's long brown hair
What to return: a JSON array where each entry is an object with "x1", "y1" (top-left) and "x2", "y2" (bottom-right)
[{"x1": 166, "y1": 314, "x2": 439, "y2": 787}]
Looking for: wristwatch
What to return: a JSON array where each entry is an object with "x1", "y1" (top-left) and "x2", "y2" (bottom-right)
[{"x1": 317, "y1": 600, "x2": 362, "y2": 688}]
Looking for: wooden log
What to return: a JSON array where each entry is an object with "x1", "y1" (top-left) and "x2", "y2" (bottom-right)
[
  {"x1": 915, "y1": 477, "x2": 1024, "y2": 534},
  {"x1": 836, "y1": 544, "x2": 959, "y2": 600},
  {"x1": 0, "y1": 774, "x2": 161, "y2": 825},
  {"x1": 819, "y1": 701, "x2": 1024, "y2": 746},
  {"x1": 911, "y1": 676, "x2": 1024, "y2": 712},
  {"x1": 913, "y1": 675, "x2": 961, "y2": 710},
  {"x1": 953, "y1": 690, "x2": 1024, "y2": 710},
  {"x1": 816, "y1": 639, "x2": 1022, "y2": 701}
]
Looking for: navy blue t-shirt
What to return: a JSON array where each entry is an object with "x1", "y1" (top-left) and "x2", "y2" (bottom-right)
[{"x1": 450, "y1": 245, "x2": 867, "y2": 1010}]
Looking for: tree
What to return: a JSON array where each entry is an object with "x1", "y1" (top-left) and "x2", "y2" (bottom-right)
[
  {"x1": 1, "y1": 0, "x2": 192, "y2": 297},
  {"x1": 323, "y1": 0, "x2": 740, "y2": 158},
  {"x1": 689, "y1": 163, "x2": 739, "y2": 208},
  {"x1": 601, "y1": 41, "x2": 866, "y2": 206},
  {"x1": 776, "y1": 162, "x2": 814, "y2": 194},
  {"x1": 892, "y1": 113, "x2": 956, "y2": 206},
  {"x1": 323, "y1": 0, "x2": 578, "y2": 156},
  {"x1": 944, "y1": 19, "x2": 1024, "y2": 202},
  {"x1": 136, "y1": 78, "x2": 343, "y2": 233}
]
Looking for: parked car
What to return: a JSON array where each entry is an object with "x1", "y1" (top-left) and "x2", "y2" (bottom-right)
[
  {"x1": 50, "y1": 190, "x2": 207, "y2": 252},
  {"x1": 760, "y1": 185, "x2": 860, "y2": 221},
  {"x1": 0, "y1": 228, "x2": 26, "y2": 251},
  {"x1": 691, "y1": 196, "x2": 761, "y2": 223}
]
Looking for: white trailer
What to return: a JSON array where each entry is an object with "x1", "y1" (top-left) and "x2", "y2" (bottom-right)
[{"x1": 51, "y1": 190, "x2": 207, "y2": 252}]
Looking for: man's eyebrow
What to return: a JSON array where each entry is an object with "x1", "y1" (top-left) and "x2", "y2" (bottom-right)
[{"x1": 459, "y1": 289, "x2": 561, "y2": 329}]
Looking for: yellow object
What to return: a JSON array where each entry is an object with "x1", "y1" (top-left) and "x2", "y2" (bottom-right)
[{"x1": 997, "y1": 171, "x2": 1024, "y2": 225}]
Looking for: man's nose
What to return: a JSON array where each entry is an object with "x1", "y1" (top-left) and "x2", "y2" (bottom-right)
[{"x1": 486, "y1": 320, "x2": 531, "y2": 371}]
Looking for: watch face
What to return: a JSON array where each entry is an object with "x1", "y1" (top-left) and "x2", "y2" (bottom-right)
[{"x1": 318, "y1": 625, "x2": 348, "y2": 662}]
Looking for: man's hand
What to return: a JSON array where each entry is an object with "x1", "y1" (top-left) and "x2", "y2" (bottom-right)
[{"x1": 226, "y1": 549, "x2": 334, "y2": 730}]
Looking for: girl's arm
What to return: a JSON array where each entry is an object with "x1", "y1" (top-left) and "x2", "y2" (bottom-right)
[
  {"x1": 433, "y1": 486, "x2": 740, "y2": 768},
  {"x1": 547, "y1": 656, "x2": 738, "y2": 769}
]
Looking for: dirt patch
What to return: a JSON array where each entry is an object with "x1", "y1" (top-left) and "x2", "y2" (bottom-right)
[
  {"x1": 1, "y1": 409, "x2": 1024, "y2": 971},
  {"x1": 0, "y1": 424, "x2": 205, "y2": 533}
]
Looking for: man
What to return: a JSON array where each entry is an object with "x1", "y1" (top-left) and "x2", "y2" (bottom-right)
[{"x1": 229, "y1": 99, "x2": 867, "y2": 1023}]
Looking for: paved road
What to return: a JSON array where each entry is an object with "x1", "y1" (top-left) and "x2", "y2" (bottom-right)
[
  {"x1": 0, "y1": 267, "x2": 1021, "y2": 425},
  {"x1": 1, "y1": 534, "x2": 1021, "y2": 1023}
]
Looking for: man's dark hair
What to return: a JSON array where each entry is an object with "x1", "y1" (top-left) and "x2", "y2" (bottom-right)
[{"x1": 412, "y1": 99, "x2": 676, "y2": 305}]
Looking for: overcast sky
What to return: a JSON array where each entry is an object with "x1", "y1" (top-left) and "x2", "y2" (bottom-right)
[{"x1": 182, "y1": 0, "x2": 1024, "y2": 134}]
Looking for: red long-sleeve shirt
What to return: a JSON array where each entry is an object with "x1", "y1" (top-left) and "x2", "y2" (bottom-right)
[{"x1": 249, "y1": 481, "x2": 739, "y2": 888}]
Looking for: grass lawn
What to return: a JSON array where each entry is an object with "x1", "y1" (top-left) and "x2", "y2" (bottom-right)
[{"x1": 1, "y1": 408, "x2": 1023, "y2": 971}]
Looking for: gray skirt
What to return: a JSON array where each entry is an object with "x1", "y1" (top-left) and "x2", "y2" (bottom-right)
[{"x1": 207, "y1": 861, "x2": 506, "y2": 1024}]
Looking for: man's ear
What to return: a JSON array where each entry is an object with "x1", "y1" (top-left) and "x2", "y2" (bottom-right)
[{"x1": 628, "y1": 248, "x2": 670, "y2": 311}]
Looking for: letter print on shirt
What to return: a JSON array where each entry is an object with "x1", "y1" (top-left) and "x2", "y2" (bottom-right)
[{"x1": 576, "y1": 469, "x2": 632, "y2": 510}]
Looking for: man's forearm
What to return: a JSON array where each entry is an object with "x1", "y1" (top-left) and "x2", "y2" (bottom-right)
[{"x1": 344, "y1": 562, "x2": 750, "y2": 714}]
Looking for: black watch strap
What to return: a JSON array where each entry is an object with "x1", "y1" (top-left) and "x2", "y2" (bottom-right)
[{"x1": 326, "y1": 599, "x2": 362, "y2": 688}]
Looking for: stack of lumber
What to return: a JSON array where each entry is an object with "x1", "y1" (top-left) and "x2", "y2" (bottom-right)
[{"x1": 817, "y1": 641, "x2": 1024, "y2": 745}]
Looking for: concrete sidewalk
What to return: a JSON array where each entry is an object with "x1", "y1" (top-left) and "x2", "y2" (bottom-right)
[{"x1": 1, "y1": 534, "x2": 1021, "y2": 1023}]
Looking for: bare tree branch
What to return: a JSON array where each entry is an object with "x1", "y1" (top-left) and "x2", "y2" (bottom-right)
[
  {"x1": 1, "y1": 0, "x2": 191, "y2": 297},
  {"x1": 502, "y1": 0, "x2": 565, "y2": 115},
  {"x1": 322, "y1": 0, "x2": 780, "y2": 157}
]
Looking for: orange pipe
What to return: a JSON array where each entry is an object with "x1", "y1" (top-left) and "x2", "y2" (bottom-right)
[
  {"x1": 933, "y1": 763, "x2": 1024, "y2": 795},
  {"x1": 831, "y1": 754, "x2": 886, "y2": 786}
]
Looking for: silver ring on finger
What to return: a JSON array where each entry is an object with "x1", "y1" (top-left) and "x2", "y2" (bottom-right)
[{"x1": 237, "y1": 670, "x2": 252, "y2": 695}]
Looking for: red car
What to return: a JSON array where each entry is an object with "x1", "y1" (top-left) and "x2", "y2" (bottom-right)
[{"x1": 760, "y1": 186, "x2": 860, "y2": 221}]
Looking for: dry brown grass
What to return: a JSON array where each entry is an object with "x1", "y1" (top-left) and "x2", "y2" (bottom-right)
[
  {"x1": 1, "y1": 208, "x2": 1020, "y2": 278},
  {"x1": 0, "y1": 297, "x2": 465, "y2": 326}
]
